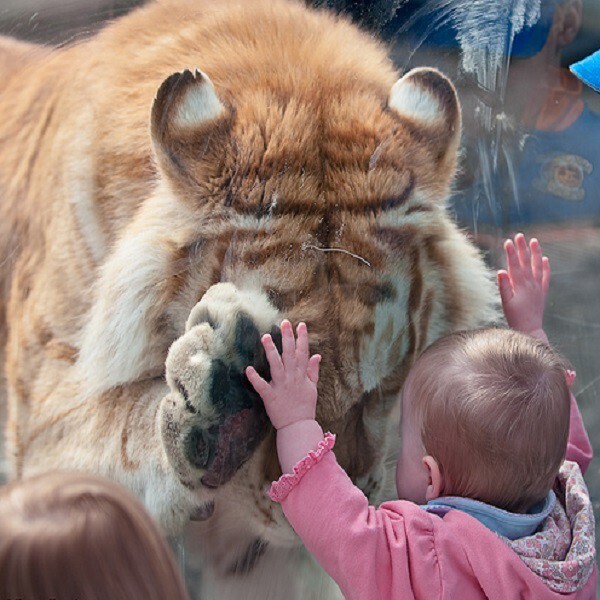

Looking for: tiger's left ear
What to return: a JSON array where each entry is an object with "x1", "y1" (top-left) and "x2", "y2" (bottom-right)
[
  {"x1": 388, "y1": 67, "x2": 461, "y2": 162},
  {"x1": 150, "y1": 68, "x2": 232, "y2": 189}
]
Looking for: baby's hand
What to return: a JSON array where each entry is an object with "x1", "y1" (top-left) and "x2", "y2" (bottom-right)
[
  {"x1": 497, "y1": 233, "x2": 550, "y2": 341},
  {"x1": 246, "y1": 320, "x2": 321, "y2": 430}
]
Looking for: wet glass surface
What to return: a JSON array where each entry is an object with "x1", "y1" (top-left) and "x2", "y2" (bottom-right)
[{"x1": 0, "y1": 0, "x2": 599, "y2": 596}]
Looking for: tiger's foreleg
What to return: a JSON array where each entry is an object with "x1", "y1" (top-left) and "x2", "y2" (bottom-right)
[{"x1": 10, "y1": 373, "x2": 211, "y2": 534}]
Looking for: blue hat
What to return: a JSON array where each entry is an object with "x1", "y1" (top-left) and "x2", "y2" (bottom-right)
[
  {"x1": 570, "y1": 50, "x2": 600, "y2": 93},
  {"x1": 511, "y1": 4, "x2": 555, "y2": 58}
]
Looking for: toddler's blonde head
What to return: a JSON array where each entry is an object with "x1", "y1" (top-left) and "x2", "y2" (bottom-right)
[{"x1": 403, "y1": 328, "x2": 570, "y2": 513}]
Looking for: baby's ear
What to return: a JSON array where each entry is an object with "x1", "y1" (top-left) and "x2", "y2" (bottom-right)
[
  {"x1": 423, "y1": 455, "x2": 445, "y2": 501},
  {"x1": 388, "y1": 68, "x2": 461, "y2": 164},
  {"x1": 150, "y1": 69, "x2": 232, "y2": 188}
]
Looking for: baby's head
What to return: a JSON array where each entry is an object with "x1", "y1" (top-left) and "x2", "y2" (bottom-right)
[{"x1": 396, "y1": 328, "x2": 570, "y2": 513}]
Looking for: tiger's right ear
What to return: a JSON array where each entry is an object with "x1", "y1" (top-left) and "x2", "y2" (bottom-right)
[{"x1": 151, "y1": 69, "x2": 231, "y2": 187}]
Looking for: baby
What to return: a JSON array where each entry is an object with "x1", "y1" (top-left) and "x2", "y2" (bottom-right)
[{"x1": 247, "y1": 234, "x2": 596, "y2": 599}]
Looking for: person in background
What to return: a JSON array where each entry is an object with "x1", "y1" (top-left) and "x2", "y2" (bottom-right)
[
  {"x1": 0, "y1": 471, "x2": 189, "y2": 600},
  {"x1": 451, "y1": 0, "x2": 600, "y2": 230},
  {"x1": 246, "y1": 234, "x2": 596, "y2": 599}
]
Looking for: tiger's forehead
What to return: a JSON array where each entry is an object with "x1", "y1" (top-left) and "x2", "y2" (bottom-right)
[
  {"x1": 229, "y1": 90, "x2": 432, "y2": 174},
  {"x1": 221, "y1": 169, "x2": 416, "y2": 217},
  {"x1": 206, "y1": 105, "x2": 435, "y2": 220}
]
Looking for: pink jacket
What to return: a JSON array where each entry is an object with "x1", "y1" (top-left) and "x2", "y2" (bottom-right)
[{"x1": 269, "y1": 392, "x2": 597, "y2": 599}]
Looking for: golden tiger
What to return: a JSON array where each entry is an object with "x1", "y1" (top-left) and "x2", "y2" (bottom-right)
[{"x1": 0, "y1": 0, "x2": 497, "y2": 597}]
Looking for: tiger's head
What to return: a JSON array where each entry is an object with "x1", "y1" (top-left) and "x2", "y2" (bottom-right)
[
  {"x1": 76, "y1": 2, "x2": 494, "y2": 527},
  {"x1": 149, "y1": 60, "x2": 467, "y2": 488}
]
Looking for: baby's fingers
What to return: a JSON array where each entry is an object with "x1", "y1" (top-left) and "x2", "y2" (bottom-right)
[
  {"x1": 295, "y1": 322, "x2": 309, "y2": 371},
  {"x1": 497, "y1": 270, "x2": 514, "y2": 304},
  {"x1": 515, "y1": 233, "x2": 533, "y2": 278},
  {"x1": 261, "y1": 334, "x2": 284, "y2": 381},
  {"x1": 505, "y1": 239, "x2": 524, "y2": 285},
  {"x1": 307, "y1": 354, "x2": 321, "y2": 384},
  {"x1": 280, "y1": 320, "x2": 296, "y2": 369},
  {"x1": 542, "y1": 256, "x2": 550, "y2": 294},
  {"x1": 530, "y1": 238, "x2": 543, "y2": 283},
  {"x1": 246, "y1": 366, "x2": 272, "y2": 401}
]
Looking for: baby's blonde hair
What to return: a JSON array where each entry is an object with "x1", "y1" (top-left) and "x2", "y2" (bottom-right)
[{"x1": 404, "y1": 328, "x2": 570, "y2": 513}]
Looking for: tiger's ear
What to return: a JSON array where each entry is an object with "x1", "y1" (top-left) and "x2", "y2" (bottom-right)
[
  {"x1": 151, "y1": 69, "x2": 231, "y2": 186},
  {"x1": 388, "y1": 68, "x2": 461, "y2": 161}
]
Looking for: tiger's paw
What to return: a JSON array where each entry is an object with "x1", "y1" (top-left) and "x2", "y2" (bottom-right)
[{"x1": 160, "y1": 283, "x2": 280, "y2": 490}]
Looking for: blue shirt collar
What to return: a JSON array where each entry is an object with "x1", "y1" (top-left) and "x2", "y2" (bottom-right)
[{"x1": 422, "y1": 491, "x2": 555, "y2": 540}]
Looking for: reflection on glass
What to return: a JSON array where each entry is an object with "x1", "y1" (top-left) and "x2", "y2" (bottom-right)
[
  {"x1": 389, "y1": 5, "x2": 600, "y2": 593},
  {"x1": 0, "y1": 0, "x2": 598, "y2": 597}
]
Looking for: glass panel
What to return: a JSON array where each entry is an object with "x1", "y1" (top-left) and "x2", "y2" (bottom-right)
[
  {"x1": 1, "y1": 0, "x2": 598, "y2": 597},
  {"x1": 386, "y1": 3, "x2": 600, "y2": 588},
  {"x1": 387, "y1": 0, "x2": 600, "y2": 538}
]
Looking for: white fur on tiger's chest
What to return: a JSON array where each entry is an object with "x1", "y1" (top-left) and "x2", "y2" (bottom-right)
[{"x1": 359, "y1": 275, "x2": 411, "y2": 392}]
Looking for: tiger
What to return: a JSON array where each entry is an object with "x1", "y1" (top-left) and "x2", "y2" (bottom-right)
[{"x1": 0, "y1": 0, "x2": 497, "y2": 597}]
